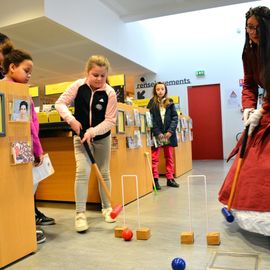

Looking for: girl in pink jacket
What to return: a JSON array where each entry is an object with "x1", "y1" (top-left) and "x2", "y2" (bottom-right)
[
  {"x1": 56, "y1": 55, "x2": 117, "y2": 232},
  {"x1": 2, "y1": 49, "x2": 55, "y2": 243}
]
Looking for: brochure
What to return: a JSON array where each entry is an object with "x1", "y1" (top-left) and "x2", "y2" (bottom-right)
[{"x1": 32, "y1": 153, "x2": 55, "y2": 184}]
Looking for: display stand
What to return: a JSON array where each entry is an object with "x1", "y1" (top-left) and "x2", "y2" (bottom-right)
[
  {"x1": 36, "y1": 103, "x2": 153, "y2": 205},
  {"x1": 110, "y1": 103, "x2": 153, "y2": 204},
  {"x1": 0, "y1": 81, "x2": 36, "y2": 268},
  {"x1": 158, "y1": 115, "x2": 193, "y2": 177}
]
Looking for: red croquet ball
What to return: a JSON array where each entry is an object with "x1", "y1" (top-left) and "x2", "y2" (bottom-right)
[{"x1": 122, "y1": 228, "x2": 133, "y2": 241}]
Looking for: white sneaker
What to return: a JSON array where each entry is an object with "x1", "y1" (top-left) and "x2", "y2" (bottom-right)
[
  {"x1": 102, "y1": 207, "x2": 116, "y2": 223},
  {"x1": 75, "y1": 212, "x2": 89, "y2": 232}
]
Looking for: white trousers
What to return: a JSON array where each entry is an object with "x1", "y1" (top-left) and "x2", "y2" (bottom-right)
[{"x1": 73, "y1": 135, "x2": 112, "y2": 212}]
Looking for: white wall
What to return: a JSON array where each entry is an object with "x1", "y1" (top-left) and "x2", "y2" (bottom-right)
[{"x1": 134, "y1": 1, "x2": 268, "y2": 158}]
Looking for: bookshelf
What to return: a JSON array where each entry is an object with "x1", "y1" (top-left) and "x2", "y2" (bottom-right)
[{"x1": 0, "y1": 81, "x2": 36, "y2": 268}]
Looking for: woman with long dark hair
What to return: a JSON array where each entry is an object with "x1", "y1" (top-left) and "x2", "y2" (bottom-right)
[{"x1": 219, "y1": 6, "x2": 270, "y2": 236}]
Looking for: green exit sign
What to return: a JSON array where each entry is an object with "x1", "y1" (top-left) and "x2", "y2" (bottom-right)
[{"x1": 196, "y1": 70, "x2": 205, "y2": 77}]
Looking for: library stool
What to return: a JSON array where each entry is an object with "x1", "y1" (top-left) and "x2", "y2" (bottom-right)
[
  {"x1": 136, "y1": 227, "x2": 151, "y2": 240},
  {"x1": 206, "y1": 232, "x2": 220, "y2": 245},
  {"x1": 114, "y1": 226, "x2": 127, "y2": 238},
  {"x1": 180, "y1": 231, "x2": 194, "y2": 244}
]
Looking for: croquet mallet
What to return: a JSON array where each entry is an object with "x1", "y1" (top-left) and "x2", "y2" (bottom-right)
[
  {"x1": 221, "y1": 125, "x2": 249, "y2": 223},
  {"x1": 80, "y1": 131, "x2": 123, "y2": 219}
]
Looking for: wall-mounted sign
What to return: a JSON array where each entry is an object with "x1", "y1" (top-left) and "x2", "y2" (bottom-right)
[
  {"x1": 136, "y1": 78, "x2": 191, "y2": 90},
  {"x1": 196, "y1": 70, "x2": 205, "y2": 77}
]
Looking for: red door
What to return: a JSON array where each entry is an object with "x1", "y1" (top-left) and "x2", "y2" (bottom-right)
[{"x1": 188, "y1": 84, "x2": 223, "y2": 159}]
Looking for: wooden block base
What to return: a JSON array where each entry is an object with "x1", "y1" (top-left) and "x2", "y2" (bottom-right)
[
  {"x1": 114, "y1": 226, "x2": 127, "y2": 238},
  {"x1": 136, "y1": 227, "x2": 151, "y2": 240},
  {"x1": 180, "y1": 231, "x2": 194, "y2": 244},
  {"x1": 207, "y1": 232, "x2": 221, "y2": 245}
]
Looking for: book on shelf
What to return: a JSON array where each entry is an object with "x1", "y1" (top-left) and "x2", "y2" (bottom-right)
[
  {"x1": 145, "y1": 111, "x2": 153, "y2": 127},
  {"x1": 133, "y1": 109, "x2": 141, "y2": 127},
  {"x1": 146, "y1": 130, "x2": 153, "y2": 147},
  {"x1": 126, "y1": 136, "x2": 135, "y2": 149},
  {"x1": 181, "y1": 130, "x2": 188, "y2": 142},
  {"x1": 11, "y1": 141, "x2": 34, "y2": 164},
  {"x1": 188, "y1": 118, "x2": 193, "y2": 129},
  {"x1": 32, "y1": 153, "x2": 55, "y2": 185},
  {"x1": 189, "y1": 131, "x2": 193, "y2": 141},
  {"x1": 125, "y1": 111, "x2": 134, "y2": 126},
  {"x1": 134, "y1": 130, "x2": 142, "y2": 148},
  {"x1": 111, "y1": 135, "x2": 119, "y2": 149}
]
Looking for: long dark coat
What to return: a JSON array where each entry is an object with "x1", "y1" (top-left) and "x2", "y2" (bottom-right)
[{"x1": 147, "y1": 98, "x2": 178, "y2": 147}]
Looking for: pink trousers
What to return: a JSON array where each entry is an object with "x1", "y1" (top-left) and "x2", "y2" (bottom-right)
[{"x1": 151, "y1": 145, "x2": 174, "y2": 179}]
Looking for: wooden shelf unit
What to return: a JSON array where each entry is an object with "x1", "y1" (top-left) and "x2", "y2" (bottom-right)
[
  {"x1": 0, "y1": 81, "x2": 36, "y2": 268},
  {"x1": 158, "y1": 140, "x2": 192, "y2": 177}
]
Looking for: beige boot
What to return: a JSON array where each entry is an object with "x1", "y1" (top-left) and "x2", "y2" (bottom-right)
[
  {"x1": 102, "y1": 208, "x2": 116, "y2": 223},
  {"x1": 75, "y1": 212, "x2": 89, "y2": 232}
]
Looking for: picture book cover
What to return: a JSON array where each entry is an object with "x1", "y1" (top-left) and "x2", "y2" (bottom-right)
[
  {"x1": 11, "y1": 141, "x2": 34, "y2": 164},
  {"x1": 145, "y1": 111, "x2": 153, "y2": 128},
  {"x1": 146, "y1": 130, "x2": 153, "y2": 147},
  {"x1": 126, "y1": 136, "x2": 135, "y2": 149},
  {"x1": 116, "y1": 110, "x2": 125, "y2": 133},
  {"x1": 133, "y1": 109, "x2": 141, "y2": 127},
  {"x1": 11, "y1": 98, "x2": 30, "y2": 122},
  {"x1": 177, "y1": 119, "x2": 182, "y2": 133},
  {"x1": 181, "y1": 130, "x2": 187, "y2": 142},
  {"x1": 189, "y1": 131, "x2": 193, "y2": 141},
  {"x1": 134, "y1": 130, "x2": 142, "y2": 148},
  {"x1": 125, "y1": 111, "x2": 134, "y2": 126},
  {"x1": 111, "y1": 136, "x2": 119, "y2": 149},
  {"x1": 140, "y1": 114, "x2": 146, "y2": 134},
  {"x1": 153, "y1": 135, "x2": 170, "y2": 148}
]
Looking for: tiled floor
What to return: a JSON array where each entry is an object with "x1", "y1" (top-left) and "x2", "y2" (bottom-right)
[{"x1": 4, "y1": 160, "x2": 270, "y2": 270}]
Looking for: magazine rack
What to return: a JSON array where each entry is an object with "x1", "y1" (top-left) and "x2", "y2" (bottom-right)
[{"x1": 0, "y1": 81, "x2": 36, "y2": 268}]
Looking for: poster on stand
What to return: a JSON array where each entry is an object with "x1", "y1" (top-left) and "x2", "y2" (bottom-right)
[
  {"x1": 11, "y1": 141, "x2": 34, "y2": 164},
  {"x1": 11, "y1": 98, "x2": 30, "y2": 122}
]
